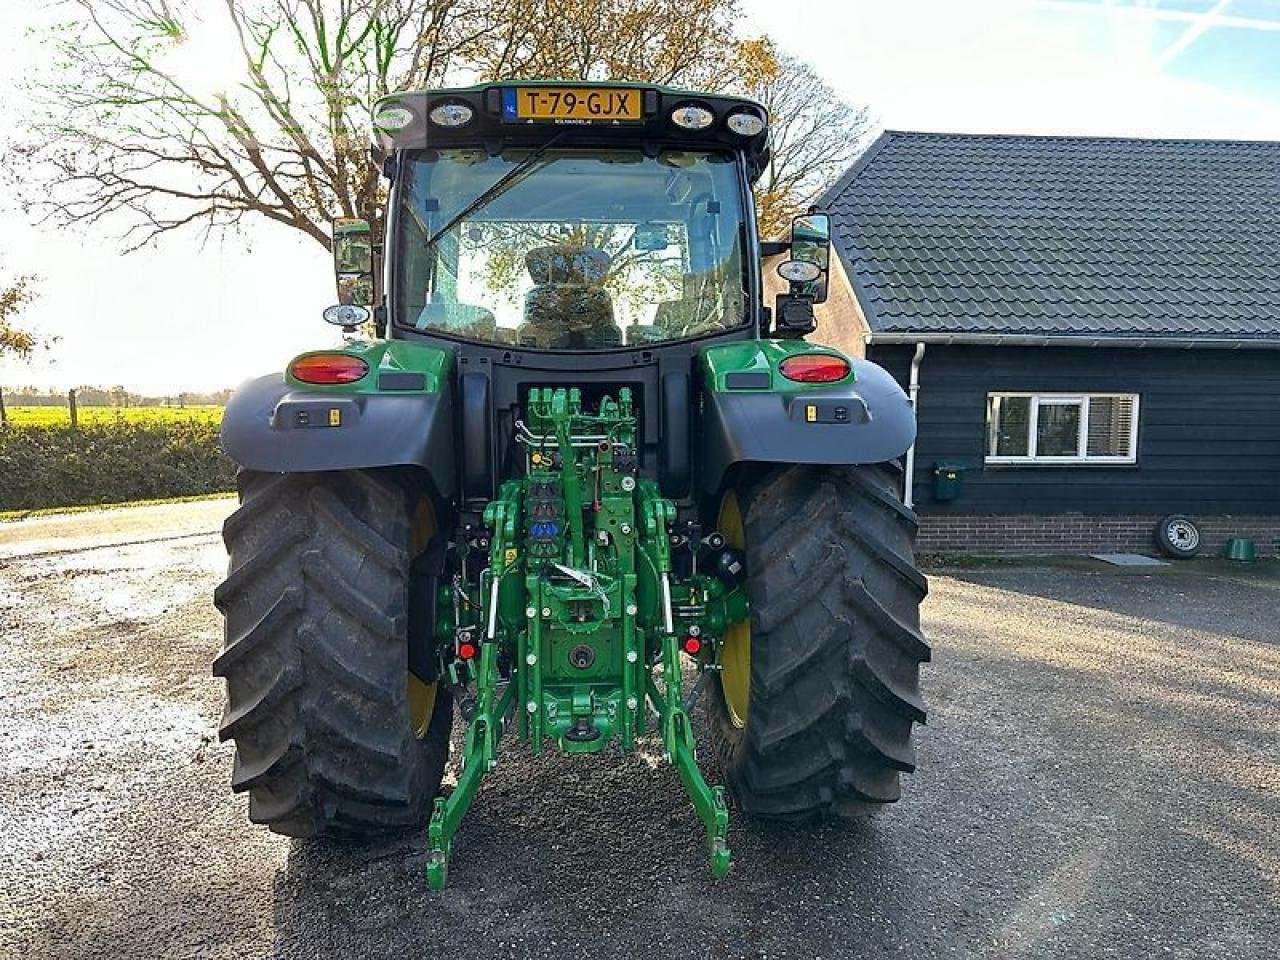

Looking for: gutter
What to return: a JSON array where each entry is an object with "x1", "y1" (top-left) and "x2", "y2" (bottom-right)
[
  {"x1": 866, "y1": 332, "x2": 1280, "y2": 350},
  {"x1": 902, "y1": 342, "x2": 925, "y2": 510}
]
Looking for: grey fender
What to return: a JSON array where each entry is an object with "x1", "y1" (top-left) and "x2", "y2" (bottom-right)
[
  {"x1": 700, "y1": 357, "x2": 915, "y2": 494},
  {"x1": 220, "y1": 374, "x2": 457, "y2": 498}
]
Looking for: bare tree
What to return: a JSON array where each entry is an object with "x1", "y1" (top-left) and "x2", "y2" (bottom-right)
[
  {"x1": 472, "y1": 0, "x2": 775, "y2": 91},
  {"x1": 746, "y1": 50, "x2": 875, "y2": 238},
  {"x1": 18, "y1": 0, "x2": 498, "y2": 250},
  {"x1": 17, "y1": 1, "x2": 873, "y2": 251},
  {"x1": 16, "y1": 0, "x2": 779, "y2": 250}
]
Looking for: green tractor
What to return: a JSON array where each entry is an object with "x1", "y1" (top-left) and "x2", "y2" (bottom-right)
[{"x1": 214, "y1": 82, "x2": 929, "y2": 889}]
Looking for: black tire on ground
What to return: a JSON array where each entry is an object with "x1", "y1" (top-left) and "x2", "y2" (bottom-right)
[
  {"x1": 1155, "y1": 514, "x2": 1202, "y2": 558},
  {"x1": 708, "y1": 463, "x2": 930, "y2": 820},
  {"x1": 213, "y1": 469, "x2": 452, "y2": 837}
]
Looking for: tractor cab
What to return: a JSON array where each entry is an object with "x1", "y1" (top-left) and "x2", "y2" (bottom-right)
[{"x1": 332, "y1": 82, "x2": 830, "y2": 350}]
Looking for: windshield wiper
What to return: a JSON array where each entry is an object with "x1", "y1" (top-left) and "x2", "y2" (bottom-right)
[{"x1": 424, "y1": 133, "x2": 567, "y2": 248}]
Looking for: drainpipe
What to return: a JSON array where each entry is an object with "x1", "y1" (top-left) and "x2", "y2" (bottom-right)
[{"x1": 902, "y1": 342, "x2": 926, "y2": 509}]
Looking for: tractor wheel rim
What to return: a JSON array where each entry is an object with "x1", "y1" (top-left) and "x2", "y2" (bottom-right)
[
  {"x1": 1168, "y1": 520, "x2": 1199, "y2": 551},
  {"x1": 717, "y1": 490, "x2": 750, "y2": 729},
  {"x1": 409, "y1": 495, "x2": 439, "y2": 739},
  {"x1": 408, "y1": 675, "x2": 438, "y2": 739}
]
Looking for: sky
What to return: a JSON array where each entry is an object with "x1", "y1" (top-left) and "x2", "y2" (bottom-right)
[{"x1": 2, "y1": 0, "x2": 1279, "y2": 394}]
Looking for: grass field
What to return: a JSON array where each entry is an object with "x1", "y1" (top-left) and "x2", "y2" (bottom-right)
[{"x1": 3, "y1": 405, "x2": 223, "y2": 427}]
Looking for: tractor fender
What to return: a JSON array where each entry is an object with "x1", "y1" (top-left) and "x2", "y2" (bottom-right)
[
  {"x1": 699, "y1": 357, "x2": 915, "y2": 494},
  {"x1": 221, "y1": 373, "x2": 457, "y2": 498}
]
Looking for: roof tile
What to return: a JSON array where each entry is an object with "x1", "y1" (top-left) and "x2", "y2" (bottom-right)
[{"x1": 822, "y1": 132, "x2": 1280, "y2": 340}]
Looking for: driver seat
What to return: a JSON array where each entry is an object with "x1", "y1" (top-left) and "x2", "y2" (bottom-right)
[{"x1": 518, "y1": 245, "x2": 622, "y2": 349}]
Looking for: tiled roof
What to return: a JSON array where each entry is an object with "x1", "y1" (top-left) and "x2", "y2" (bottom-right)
[{"x1": 822, "y1": 131, "x2": 1280, "y2": 342}]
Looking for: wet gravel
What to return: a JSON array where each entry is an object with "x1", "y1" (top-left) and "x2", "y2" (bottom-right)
[{"x1": 1, "y1": 503, "x2": 1278, "y2": 959}]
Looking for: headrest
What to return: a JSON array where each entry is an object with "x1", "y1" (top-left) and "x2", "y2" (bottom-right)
[{"x1": 526, "y1": 245, "x2": 610, "y2": 285}]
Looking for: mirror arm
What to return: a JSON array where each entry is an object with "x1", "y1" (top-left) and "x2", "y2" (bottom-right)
[{"x1": 759, "y1": 240, "x2": 790, "y2": 257}]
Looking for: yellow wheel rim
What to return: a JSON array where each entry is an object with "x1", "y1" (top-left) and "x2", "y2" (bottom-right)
[
  {"x1": 408, "y1": 674, "x2": 438, "y2": 739},
  {"x1": 409, "y1": 495, "x2": 439, "y2": 739},
  {"x1": 718, "y1": 490, "x2": 751, "y2": 728}
]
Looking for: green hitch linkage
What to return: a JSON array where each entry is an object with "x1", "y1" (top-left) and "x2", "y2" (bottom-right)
[
  {"x1": 427, "y1": 499, "x2": 519, "y2": 890},
  {"x1": 424, "y1": 578, "x2": 514, "y2": 885},
  {"x1": 640, "y1": 485, "x2": 732, "y2": 879},
  {"x1": 426, "y1": 637, "x2": 515, "y2": 889},
  {"x1": 647, "y1": 633, "x2": 733, "y2": 880}
]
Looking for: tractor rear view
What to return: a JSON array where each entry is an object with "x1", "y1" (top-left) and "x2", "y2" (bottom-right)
[{"x1": 214, "y1": 82, "x2": 929, "y2": 888}]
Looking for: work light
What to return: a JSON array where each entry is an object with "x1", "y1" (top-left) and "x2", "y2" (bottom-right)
[
  {"x1": 373, "y1": 105, "x2": 414, "y2": 131},
  {"x1": 726, "y1": 111, "x2": 765, "y2": 137},
  {"x1": 777, "y1": 260, "x2": 822, "y2": 283},
  {"x1": 670, "y1": 104, "x2": 714, "y2": 130},
  {"x1": 322, "y1": 304, "x2": 370, "y2": 328},
  {"x1": 429, "y1": 102, "x2": 474, "y2": 127}
]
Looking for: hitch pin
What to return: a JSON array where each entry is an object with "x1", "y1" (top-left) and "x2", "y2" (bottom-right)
[
  {"x1": 486, "y1": 573, "x2": 501, "y2": 641},
  {"x1": 661, "y1": 572, "x2": 675, "y2": 635}
]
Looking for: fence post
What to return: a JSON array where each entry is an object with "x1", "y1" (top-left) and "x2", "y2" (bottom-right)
[
  {"x1": 0, "y1": 385, "x2": 7, "y2": 426},
  {"x1": 68, "y1": 388, "x2": 78, "y2": 428}
]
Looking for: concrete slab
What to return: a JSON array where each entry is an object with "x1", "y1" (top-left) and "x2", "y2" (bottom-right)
[{"x1": 1090, "y1": 552, "x2": 1170, "y2": 567}]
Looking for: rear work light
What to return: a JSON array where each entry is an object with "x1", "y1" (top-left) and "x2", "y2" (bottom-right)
[
  {"x1": 779, "y1": 354, "x2": 850, "y2": 384},
  {"x1": 670, "y1": 103, "x2": 715, "y2": 130},
  {"x1": 725, "y1": 110, "x2": 765, "y2": 137},
  {"x1": 428, "y1": 101, "x2": 474, "y2": 128},
  {"x1": 289, "y1": 353, "x2": 369, "y2": 385},
  {"x1": 373, "y1": 104, "x2": 414, "y2": 131}
]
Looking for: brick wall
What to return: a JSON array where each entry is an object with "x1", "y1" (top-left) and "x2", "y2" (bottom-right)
[{"x1": 916, "y1": 513, "x2": 1280, "y2": 557}]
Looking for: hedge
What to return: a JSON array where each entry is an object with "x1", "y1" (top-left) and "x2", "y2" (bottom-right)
[{"x1": 0, "y1": 417, "x2": 236, "y2": 511}]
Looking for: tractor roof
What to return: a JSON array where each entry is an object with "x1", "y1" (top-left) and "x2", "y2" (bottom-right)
[{"x1": 372, "y1": 82, "x2": 770, "y2": 180}]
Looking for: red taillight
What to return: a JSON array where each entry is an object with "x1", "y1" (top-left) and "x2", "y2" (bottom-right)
[
  {"x1": 779, "y1": 354, "x2": 850, "y2": 384},
  {"x1": 289, "y1": 353, "x2": 369, "y2": 384},
  {"x1": 458, "y1": 641, "x2": 477, "y2": 661},
  {"x1": 682, "y1": 636, "x2": 702, "y2": 656}
]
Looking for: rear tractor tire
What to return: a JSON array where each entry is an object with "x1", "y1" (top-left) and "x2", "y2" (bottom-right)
[
  {"x1": 708, "y1": 463, "x2": 930, "y2": 820},
  {"x1": 213, "y1": 469, "x2": 452, "y2": 837}
]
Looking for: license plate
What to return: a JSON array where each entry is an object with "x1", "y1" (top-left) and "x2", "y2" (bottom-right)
[{"x1": 507, "y1": 87, "x2": 642, "y2": 123}]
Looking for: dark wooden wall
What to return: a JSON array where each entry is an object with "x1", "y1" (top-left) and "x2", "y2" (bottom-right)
[{"x1": 869, "y1": 343, "x2": 1280, "y2": 515}]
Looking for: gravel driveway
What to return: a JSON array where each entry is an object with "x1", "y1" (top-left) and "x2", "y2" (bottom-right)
[{"x1": 1, "y1": 501, "x2": 1277, "y2": 959}]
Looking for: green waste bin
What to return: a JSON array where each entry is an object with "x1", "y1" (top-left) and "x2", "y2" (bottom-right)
[
  {"x1": 1224, "y1": 538, "x2": 1256, "y2": 562},
  {"x1": 933, "y1": 462, "x2": 964, "y2": 502}
]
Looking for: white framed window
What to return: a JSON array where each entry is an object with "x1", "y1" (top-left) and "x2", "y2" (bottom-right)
[{"x1": 985, "y1": 393, "x2": 1139, "y2": 464}]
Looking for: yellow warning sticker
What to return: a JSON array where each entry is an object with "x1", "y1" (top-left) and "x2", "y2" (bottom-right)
[
  {"x1": 504, "y1": 548, "x2": 519, "y2": 566},
  {"x1": 805, "y1": 404, "x2": 817, "y2": 423},
  {"x1": 328, "y1": 408, "x2": 341, "y2": 427}
]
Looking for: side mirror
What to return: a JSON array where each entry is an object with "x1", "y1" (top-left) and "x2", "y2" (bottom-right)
[
  {"x1": 788, "y1": 212, "x2": 831, "y2": 304},
  {"x1": 332, "y1": 218, "x2": 374, "y2": 307}
]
